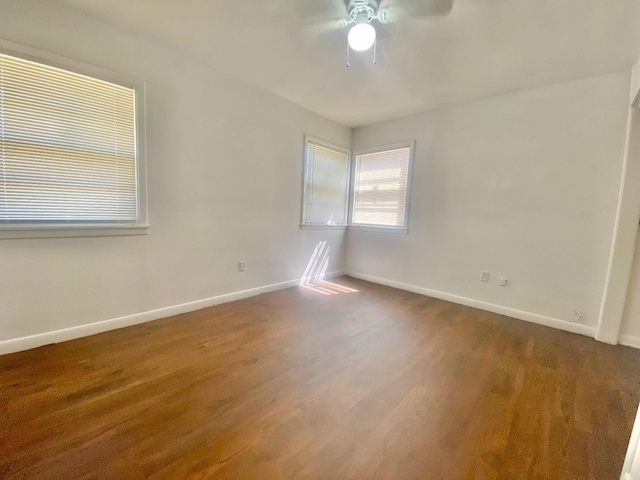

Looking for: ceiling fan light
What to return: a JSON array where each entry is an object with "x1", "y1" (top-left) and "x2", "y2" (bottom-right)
[{"x1": 348, "y1": 23, "x2": 376, "y2": 52}]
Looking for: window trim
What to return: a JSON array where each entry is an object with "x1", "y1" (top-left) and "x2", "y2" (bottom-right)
[
  {"x1": 348, "y1": 140, "x2": 415, "y2": 234},
  {"x1": 300, "y1": 135, "x2": 351, "y2": 230},
  {"x1": 0, "y1": 40, "x2": 149, "y2": 240}
]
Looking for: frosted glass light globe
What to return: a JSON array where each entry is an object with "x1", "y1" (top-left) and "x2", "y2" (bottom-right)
[{"x1": 348, "y1": 23, "x2": 376, "y2": 52}]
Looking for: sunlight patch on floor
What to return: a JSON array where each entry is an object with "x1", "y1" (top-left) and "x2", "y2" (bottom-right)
[{"x1": 300, "y1": 241, "x2": 359, "y2": 295}]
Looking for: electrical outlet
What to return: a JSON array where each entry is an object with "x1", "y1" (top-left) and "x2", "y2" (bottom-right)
[
  {"x1": 481, "y1": 271, "x2": 490, "y2": 282},
  {"x1": 239, "y1": 261, "x2": 246, "y2": 272},
  {"x1": 499, "y1": 277, "x2": 508, "y2": 287},
  {"x1": 573, "y1": 310, "x2": 582, "y2": 321}
]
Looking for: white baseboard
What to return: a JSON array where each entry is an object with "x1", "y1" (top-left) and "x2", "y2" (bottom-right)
[
  {"x1": 0, "y1": 271, "x2": 344, "y2": 356},
  {"x1": 348, "y1": 272, "x2": 596, "y2": 338},
  {"x1": 619, "y1": 335, "x2": 640, "y2": 349}
]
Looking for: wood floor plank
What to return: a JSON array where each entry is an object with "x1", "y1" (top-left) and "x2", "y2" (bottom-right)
[{"x1": 1, "y1": 277, "x2": 640, "y2": 479}]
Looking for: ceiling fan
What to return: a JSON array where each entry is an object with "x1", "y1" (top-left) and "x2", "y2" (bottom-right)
[{"x1": 341, "y1": 0, "x2": 453, "y2": 66}]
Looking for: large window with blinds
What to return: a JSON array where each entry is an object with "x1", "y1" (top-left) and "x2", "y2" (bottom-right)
[
  {"x1": 301, "y1": 137, "x2": 350, "y2": 227},
  {"x1": 0, "y1": 48, "x2": 146, "y2": 238},
  {"x1": 351, "y1": 144, "x2": 412, "y2": 230}
]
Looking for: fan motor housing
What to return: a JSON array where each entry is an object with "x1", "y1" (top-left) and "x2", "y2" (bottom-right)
[{"x1": 346, "y1": 0, "x2": 379, "y2": 23}]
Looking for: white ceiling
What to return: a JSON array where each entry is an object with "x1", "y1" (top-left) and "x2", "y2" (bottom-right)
[{"x1": 60, "y1": 0, "x2": 640, "y2": 127}]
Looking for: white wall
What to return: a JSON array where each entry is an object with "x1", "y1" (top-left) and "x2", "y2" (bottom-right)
[
  {"x1": 621, "y1": 236, "x2": 640, "y2": 341},
  {"x1": 348, "y1": 72, "x2": 630, "y2": 330},
  {"x1": 600, "y1": 56, "x2": 640, "y2": 345},
  {"x1": 0, "y1": 1, "x2": 350, "y2": 344}
]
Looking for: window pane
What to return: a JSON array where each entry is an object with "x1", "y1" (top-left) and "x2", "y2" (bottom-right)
[
  {"x1": 352, "y1": 147, "x2": 410, "y2": 227},
  {"x1": 0, "y1": 53, "x2": 138, "y2": 223},
  {"x1": 303, "y1": 141, "x2": 349, "y2": 226}
]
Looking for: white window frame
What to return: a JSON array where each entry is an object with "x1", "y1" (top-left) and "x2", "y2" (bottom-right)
[
  {"x1": 348, "y1": 140, "x2": 415, "y2": 234},
  {"x1": 300, "y1": 135, "x2": 351, "y2": 230},
  {"x1": 0, "y1": 40, "x2": 148, "y2": 240}
]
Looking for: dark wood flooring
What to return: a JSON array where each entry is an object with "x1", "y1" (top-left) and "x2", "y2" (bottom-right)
[{"x1": 2, "y1": 277, "x2": 640, "y2": 480}]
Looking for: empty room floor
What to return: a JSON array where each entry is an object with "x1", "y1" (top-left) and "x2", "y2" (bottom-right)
[{"x1": 2, "y1": 277, "x2": 640, "y2": 480}]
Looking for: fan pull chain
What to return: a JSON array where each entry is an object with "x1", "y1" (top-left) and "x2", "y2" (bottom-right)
[
  {"x1": 346, "y1": 37, "x2": 350, "y2": 67},
  {"x1": 373, "y1": 37, "x2": 377, "y2": 65},
  {"x1": 346, "y1": 38, "x2": 377, "y2": 67}
]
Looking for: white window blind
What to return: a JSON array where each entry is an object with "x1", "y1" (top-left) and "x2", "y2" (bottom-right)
[
  {"x1": 302, "y1": 139, "x2": 350, "y2": 226},
  {"x1": 0, "y1": 52, "x2": 138, "y2": 224},
  {"x1": 352, "y1": 147, "x2": 411, "y2": 228}
]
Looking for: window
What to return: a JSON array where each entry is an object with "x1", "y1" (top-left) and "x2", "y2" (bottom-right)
[
  {"x1": 0, "y1": 46, "x2": 147, "y2": 238},
  {"x1": 351, "y1": 144, "x2": 412, "y2": 230},
  {"x1": 301, "y1": 137, "x2": 350, "y2": 227},
  {"x1": 300, "y1": 138, "x2": 414, "y2": 232}
]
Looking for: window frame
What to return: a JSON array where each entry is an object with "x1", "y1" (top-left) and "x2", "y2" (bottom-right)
[
  {"x1": 0, "y1": 40, "x2": 148, "y2": 240},
  {"x1": 348, "y1": 140, "x2": 415, "y2": 234},
  {"x1": 300, "y1": 135, "x2": 351, "y2": 230}
]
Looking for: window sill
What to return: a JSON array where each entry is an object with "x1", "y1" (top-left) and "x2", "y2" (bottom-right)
[
  {"x1": 347, "y1": 225, "x2": 408, "y2": 235},
  {"x1": 300, "y1": 224, "x2": 348, "y2": 231},
  {"x1": 300, "y1": 224, "x2": 408, "y2": 234},
  {"x1": 0, "y1": 224, "x2": 150, "y2": 240}
]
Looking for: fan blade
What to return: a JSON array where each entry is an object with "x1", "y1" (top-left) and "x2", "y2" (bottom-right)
[
  {"x1": 294, "y1": 0, "x2": 348, "y2": 23},
  {"x1": 294, "y1": 0, "x2": 351, "y2": 35},
  {"x1": 308, "y1": 18, "x2": 351, "y2": 35}
]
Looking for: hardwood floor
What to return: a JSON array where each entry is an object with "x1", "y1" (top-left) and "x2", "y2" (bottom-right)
[{"x1": 2, "y1": 277, "x2": 640, "y2": 480}]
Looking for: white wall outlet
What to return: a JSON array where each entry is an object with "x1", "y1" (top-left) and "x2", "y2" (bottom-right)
[
  {"x1": 481, "y1": 271, "x2": 490, "y2": 282},
  {"x1": 239, "y1": 261, "x2": 246, "y2": 272},
  {"x1": 573, "y1": 310, "x2": 582, "y2": 321},
  {"x1": 499, "y1": 277, "x2": 508, "y2": 287}
]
